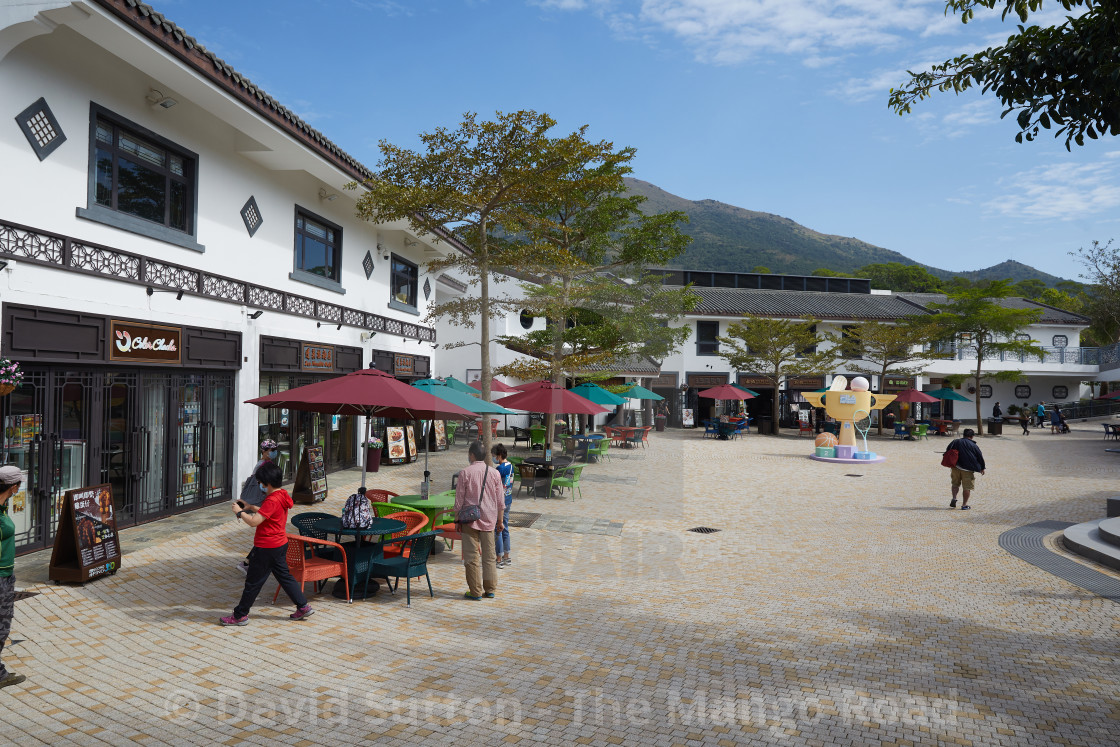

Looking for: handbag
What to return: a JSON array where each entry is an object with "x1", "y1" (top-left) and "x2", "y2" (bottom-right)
[
  {"x1": 941, "y1": 448, "x2": 959, "y2": 468},
  {"x1": 456, "y1": 467, "x2": 488, "y2": 524}
]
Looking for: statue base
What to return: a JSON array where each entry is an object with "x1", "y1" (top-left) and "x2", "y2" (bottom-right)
[{"x1": 809, "y1": 454, "x2": 887, "y2": 465}]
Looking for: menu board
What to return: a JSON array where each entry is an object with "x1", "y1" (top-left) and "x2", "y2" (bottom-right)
[
  {"x1": 406, "y1": 426, "x2": 417, "y2": 463},
  {"x1": 433, "y1": 420, "x2": 447, "y2": 451},
  {"x1": 386, "y1": 427, "x2": 408, "y2": 464},
  {"x1": 292, "y1": 446, "x2": 328, "y2": 504},
  {"x1": 48, "y1": 483, "x2": 121, "y2": 583},
  {"x1": 682, "y1": 409, "x2": 695, "y2": 428}
]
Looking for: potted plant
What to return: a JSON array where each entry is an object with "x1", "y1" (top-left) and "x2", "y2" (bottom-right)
[
  {"x1": 363, "y1": 437, "x2": 384, "y2": 472},
  {"x1": 0, "y1": 359, "x2": 23, "y2": 397}
]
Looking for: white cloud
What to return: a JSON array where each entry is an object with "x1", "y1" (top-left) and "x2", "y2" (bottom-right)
[{"x1": 985, "y1": 154, "x2": 1120, "y2": 221}]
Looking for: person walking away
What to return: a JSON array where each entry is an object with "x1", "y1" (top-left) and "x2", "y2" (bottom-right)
[
  {"x1": 491, "y1": 444, "x2": 514, "y2": 568},
  {"x1": 454, "y1": 442, "x2": 504, "y2": 600},
  {"x1": 1036, "y1": 402, "x2": 1046, "y2": 427},
  {"x1": 1020, "y1": 403, "x2": 1031, "y2": 435},
  {"x1": 236, "y1": 439, "x2": 278, "y2": 573},
  {"x1": 221, "y1": 462, "x2": 313, "y2": 625},
  {"x1": 1050, "y1": 408, "x2": 1061, "y2": 434},
  {"x1": 0, "y1": 467, "x2": 26, "y2": 688},
  {"x1": 946, "y1": 428, "x2": 986, "y2": 510}
]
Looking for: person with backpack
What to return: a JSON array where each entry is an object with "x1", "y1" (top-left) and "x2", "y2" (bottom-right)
[
  {"x1": 1020, "y1": 402, "x2": 1031, "y2": 435},
  {"x1": 236, "y1": 439, "x2": 278, "y2": 573},
  {"x1": 944, "y1": 428, "x2": 986, "y2": 511},
  {"x1": 221, "y1": 462, "x2": 313, "y2": 626},
  {"x1": 454, "y1": 441, "x2": 504, "y2": 600}
]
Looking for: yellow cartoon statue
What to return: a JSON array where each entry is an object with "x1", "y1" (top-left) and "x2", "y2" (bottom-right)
[{"x1": 801, "y1": 375, "x2": 896, "y2": 454}]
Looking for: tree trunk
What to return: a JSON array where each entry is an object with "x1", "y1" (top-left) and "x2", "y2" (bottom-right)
[
  {"x1": 974, "y1": 351, "x2": 984, "y2": 436},
  {"x1": 771, "y1": 370, "x2": 781, "y2": 435},
  {"x1": 478, "y1": 222, "x2": 493, "y2": 464}
]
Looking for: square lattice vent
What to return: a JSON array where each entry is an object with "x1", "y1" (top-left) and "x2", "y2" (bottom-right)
[
  {"x1": 240, "y1": 196, "x2": 263, "y2": 237},
  {"x1": 16, "y1": 97, "x2": 65, "y2": 161}
]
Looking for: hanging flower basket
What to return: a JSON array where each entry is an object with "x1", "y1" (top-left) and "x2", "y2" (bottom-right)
[{"x1": 0, "y1": 360, "x2": 23, "y2": 397}]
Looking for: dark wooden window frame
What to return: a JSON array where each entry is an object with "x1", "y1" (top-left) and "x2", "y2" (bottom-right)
[
  {"x1": 389, "y1": 254, "x2": 418, "y2": 314},
  {"x1": 696, "y1": 320, "x2": 720, "y2": 356},
  {"x1": 78, "y1": 103, "x2": 202, "y2": 252},
  {"x1": 290, "y1": 206, "x2": 344, "y2": 293}
]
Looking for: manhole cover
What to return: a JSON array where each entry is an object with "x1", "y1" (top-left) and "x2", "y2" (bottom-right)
[
  {"x1": 13, "y1": 591, "x2": 38, "y2": 602},
  {"x1": 506, "y1": 511, "x2": 541, "y2": 528},
  {"x1": 687, "y1": 527, "x2": 720, "y2": 534}
]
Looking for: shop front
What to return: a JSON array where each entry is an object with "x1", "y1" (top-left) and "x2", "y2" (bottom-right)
[
  {"x1": 881, "y1": 375, "x2": 918, "y2": 424},
  {"x1": 257, "y1": 337, "x2": 363, "y2": 481},
  {"x1": 1, "y1": 304, "x2": 241, "y2": 554},
  {"x1": 736, "y1": 375, "x2": 774, "y2": 429},
  {"x1": 649, "y1": 372, "x2": 680, "y2": 427},
  {"x1": 785, "y1": 376, "x2": 825, "y2": 427},
  {"x1": 685, "y1": 373, "x2": 731, "y2": 425}
]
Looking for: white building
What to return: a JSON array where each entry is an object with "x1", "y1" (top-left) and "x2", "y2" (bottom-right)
[{"x1": 0, "y1": 0, "x2": 455, "y2": 553}]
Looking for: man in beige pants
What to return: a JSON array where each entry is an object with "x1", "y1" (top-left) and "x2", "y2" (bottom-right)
[{"x1": 453, "y1": 441, "x2": 504, "y2": 599}]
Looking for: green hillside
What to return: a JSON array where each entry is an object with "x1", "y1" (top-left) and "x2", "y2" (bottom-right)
[{"x1": 627, "y1": 178, "x2": 1071, "y2": 285}]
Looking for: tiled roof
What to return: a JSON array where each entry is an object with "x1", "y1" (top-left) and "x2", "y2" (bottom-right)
[
  {"x1": 897, "y1": 293, "x2": 1090, "y2": 325},
  {"x1": 99, "y1": 0, "x2": 373, "y2": 180},
  {"x1": 578, "y1": 356, "x2": 661, "y2": 375},
  {"x1": 677, "y1": 287, "x2": 932, "y2": 321}
]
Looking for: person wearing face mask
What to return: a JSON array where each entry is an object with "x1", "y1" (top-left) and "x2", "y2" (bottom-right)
[
  {"x1": 0, "y1": 466, "x2": 25, "y2": 687},
  {"x1": 236, "y1": 439, "x2": 278, "y2": 573}
]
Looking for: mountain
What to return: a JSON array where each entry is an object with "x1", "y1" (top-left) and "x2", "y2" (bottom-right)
[{"x1": 626, "y1": 178, "x2": 1071, "y2": 285}]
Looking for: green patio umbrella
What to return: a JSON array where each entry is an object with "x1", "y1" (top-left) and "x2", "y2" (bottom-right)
[
  {"x1": 733, "y1": 383, "x2": 760, "y2": 397},
  {"x1": 571, "y1": 382, "x2": 628, "y2": 406},
  {"x1": 412, "y1": 381, "x2": 515, "y2": 493},
  {"x1": 441, "y1": 376, "x2": 479, "y2": 395},
  {"x1": 619, "y1": 384, "x2": 663, "y2": 401},
  {"x1": 924, "y1": 386, "x2": 972, "y2": 428}
]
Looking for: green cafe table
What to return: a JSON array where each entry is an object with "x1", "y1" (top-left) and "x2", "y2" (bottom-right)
[{"x1": 391, "y1": 490, "x2": 457, "y2": 552}]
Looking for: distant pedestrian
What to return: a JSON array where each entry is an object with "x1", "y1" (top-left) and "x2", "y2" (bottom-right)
[
  {"x1": 946, "y1": 428, "x2": 986, "y2": 511},
  {"x1": 0, "y1": 466, "x2": 26, "y2": 688},
  {"x1": 1036, "y1": 403, "x2": 1046, "y2": 427},
  {"x1": 992, "y1": 402, "x2": 1002, "y2": 419},
  {"x1": 491, "y1": 443, "x2": 514, "y2": 568},
  {"x1": 454, "y1": 441, "x2": 503, "y2": 600},
  {"x1": 221, "y1": 462, "x2": 313, "y2": 626},
  {"x1": 1020, "y1": 403, "x2": 1031, "y2": 435},
  {"x1": 1050, "y1": 408, "x2": 1062, "y2": 434}
]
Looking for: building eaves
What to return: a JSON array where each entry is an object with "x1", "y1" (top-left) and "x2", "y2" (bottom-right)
[
  {"x1": 675, "y1": 287, "x2": 932, "y2": 322},
  {"x1": 896, "y1": 293, "x2": 1089, "y2": 325}
]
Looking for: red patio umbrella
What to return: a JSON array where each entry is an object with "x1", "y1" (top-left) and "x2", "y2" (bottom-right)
[
  {"x1": 513, "y1": 379, "x2": 552, "y2": 391},
  {"x1": 471, "y1": 379, "x2": 518, "y2": 393},
  {"x1": 891, "y1": 388, "x2": 939, "y2": 403},
  {"x1": 247, "y1": 367, "x2": 476, "y2": 490},
  {"x1": 697, "y1": 384, "x2": 756, "y2": 401},
  {"x1": 494, "y1": 384, "x2": 609, "y2": 416},
  {"x1": 1097, "y1": 390, "x2": 1120, "y2": 400}
]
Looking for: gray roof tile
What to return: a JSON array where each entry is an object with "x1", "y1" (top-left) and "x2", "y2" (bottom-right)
[
  {"x1": 676, "y1": 287, "x2": 931, "y2": 321},
  {"x1": 897, "y1": 293, "x2": 1089, "y2": 325}
]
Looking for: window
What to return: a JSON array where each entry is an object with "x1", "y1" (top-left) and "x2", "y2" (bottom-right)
[
  {"x1": 840, "y1": 325, "x2": 860, "y2": 358},
  {"x1": 1016, "y1": 385, "x2": 1033, "y2": 400},
  {"x1": 520, "y1": 310, "x2": 534, "y2": 330},
  {"x1": 978, "y1": 385, "x2": 992, "y2": 398},
  {"x1": 94, "y1": 113, "x2": 192, "y2": 232},
  {"x1": 1052, "y1": 335, "x2": 1068, "y2": 347},
  {"x1": 81, "y1": 106, "x2": 200, "y2": 250},
  {"x1": 1052, "y1": 385, "x2": 1068, "y2": 400},
  {"x1": 696, "y1": 321, "x2": 719, "y2": 356},
  {"x1": 294, "y1": 209, "x2": 342, "y2": 284},
  {"x1": 798, "y1": 325, "x2": 818, "y2": 358},
  {"x1": 390, "y1": 255, "x2": 418, "y2": 309}
]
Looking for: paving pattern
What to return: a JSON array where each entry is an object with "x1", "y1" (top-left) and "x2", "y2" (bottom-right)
[{"x1": 4, "y1": 423, "x2": 1120, "y2": 745}]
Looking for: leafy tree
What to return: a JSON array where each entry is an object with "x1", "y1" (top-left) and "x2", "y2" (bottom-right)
[
  {"x1": 494, "y1": 146, "x2": 697, "y2": 444},
  {"x1": 927, "y1": 280, "x2": 1044, "y2": 434},
  {"x1": 1011, "y1": 277, "x2": 1046, "y2": 299},
  {"x1": 1072, "y1": 239, "x2": 1120, "y2": 344},
  {"x1": 752, "y1": 266, "x2": 772, "y2": 274},
  {"x1": 845, "y1": 320, "x2": 941, "y2": 434},
  {"x1": 718, "y1": 317, "x2": 841, "y2": 435},
  {"x1": 352, "y1": 110, "x2": 609, "y2": 456},
  {"x1": 889, "y1": 1, "x2": 1120, "y2": 148},
  {"x1": 811, "y1": 268, "x2": 848, "y2": 277},
  {"x1": 856, "y1": 262, "x2": 943, "y2": 292},
  {"x1": 943, "y1": 276, "x2": 976, "y2": 293}
]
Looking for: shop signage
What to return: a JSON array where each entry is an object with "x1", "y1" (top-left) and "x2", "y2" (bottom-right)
[
  {"x1": 787, "y1": 376, "x2": 824, "y2": 389},
  {"x1": 300, "y1": 344, "x2": 334, "y2": 372},
  {"x1": 649, "y1": 372, "x2": 678, "y2": 388},
  {"x1": 48, "y1": 483, "x2": 122, "y2": 583},
  {"x1": 688, "y1": 373, "x2": 729, "y2": 388},
  {"x1": 394, "y1": 354, "x2": 415, "y2": 378},
  {"x1": 883, "y1": 377, "x2": 911, "y2": 390},
  {"x1": 292, "y1": 446, "x2": 327, "y2": 505},
  {"x1": 737, "y1": 375, "x2": 771, "y2": 388},
  {"x1": 109, "y1": 320, "x2": 181, "y2": 364}
]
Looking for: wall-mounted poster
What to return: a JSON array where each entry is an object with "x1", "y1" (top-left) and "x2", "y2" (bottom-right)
[
  {"x1": 386, "y1": 427, "x2": 408, "y2": 464},
  {"x1": 682, "y1": 408, "x2": 695, "y2": 428},
  {"x1": 434, "y1": 420, "x2": 447, "y2": 450}
]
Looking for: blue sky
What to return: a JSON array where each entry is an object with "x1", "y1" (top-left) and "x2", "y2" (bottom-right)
[{"x1": 157, "y1": 0, "x2": 1118, "y2": 281}]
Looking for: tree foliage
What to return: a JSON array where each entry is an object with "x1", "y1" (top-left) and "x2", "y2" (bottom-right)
[
  {"x1": 856, "y1": 262, "x2": 943, "y2": 292},
  {"x1": 718, "y1": 317, "x2": 841, "y2": 434},
  {"x1": 845, "y1": 320, "x2": 942, "y2": 434},
  {"x1": 927, "y1": 280, "x2": 1044, "y2": 434},
  {"x1": 889, "y1": 1, "x2": 1120, "y2": 149},
  {"x1": 352, "y1": 110, "x2": 613, "y2": 456},
  {"x1": 1072, "y1": 239, "x2": 1120, "y2": 344}
]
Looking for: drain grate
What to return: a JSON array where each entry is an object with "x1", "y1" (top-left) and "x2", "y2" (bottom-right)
[
  {"x1": 506, "y1": 511, "x2": 541, "y2": 529},
  {"x1": 687, "y1": 527, "x2": 721, "y2": 534},
  {"x1": 13, "y1": 591, "x2": 38, "y2": 602}
]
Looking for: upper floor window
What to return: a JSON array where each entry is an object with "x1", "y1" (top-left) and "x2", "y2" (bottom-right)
[
  {"x1": 696, "y1": 321, "x2": 720, "y2": 356},
  {"x1": 294, "y1": 210, "x2": 342, "y2": 283},
  {"x1": 391, "y1": 255, "x2": 418, "y2": 309},
  {"x1": 81, "y1": 105, "x2": 201, "y2": 250},
  {"x1": 1052, "y1": 334, "x2": 1068, "y2": 347}
]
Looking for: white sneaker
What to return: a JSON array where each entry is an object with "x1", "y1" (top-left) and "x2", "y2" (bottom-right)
[{"x1": 236, "y1": 560, "x2": 249, "y2": 575}]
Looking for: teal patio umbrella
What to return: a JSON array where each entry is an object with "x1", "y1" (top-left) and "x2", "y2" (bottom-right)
[
  {"x1": 571, "y1": 382, "x2": 628, "y2": 406},
  {"x1": 619, "y1": 383, "x2": 663, "y2": 426},
  {"x1": 442, "y1": 376, "x2": 479, "y2": 395},
  {"x1": 733, "y1": 383, "x2": 760, "y2": 397},
  {"x1": 412, "y1": 381, "x2": 515, "y2": 491},
  {"x1": 924, "y1": 386, "x2": 972, "y2": 425}
]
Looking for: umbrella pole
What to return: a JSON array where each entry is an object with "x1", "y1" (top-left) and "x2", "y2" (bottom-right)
[
  {"x1": 360, "y1": 413, "x2": 370, "y2": 493},
  {"x1": 421, "y1": 419, "x2": 431, "y2": 498}
]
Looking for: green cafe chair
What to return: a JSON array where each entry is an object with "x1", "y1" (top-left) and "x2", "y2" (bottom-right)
[
  {"x1": 529, "y1": 426, "x2": 547, "y2": 451},
  {"x1": 550, "y1": 464, "x2": 585, "y2": 501}
]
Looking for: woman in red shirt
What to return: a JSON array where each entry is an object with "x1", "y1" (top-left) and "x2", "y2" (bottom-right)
[{"x1": 220, "y1": 462, "x2": 313, "y2": 625}]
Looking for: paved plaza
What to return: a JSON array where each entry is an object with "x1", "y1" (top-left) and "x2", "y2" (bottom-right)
[{"x1": 4, "y1": 423, "x2": 1120, "y2": 745}]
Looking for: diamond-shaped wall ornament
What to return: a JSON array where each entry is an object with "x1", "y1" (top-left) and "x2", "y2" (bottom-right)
[
  {"x1": 16, "y1": 97, "x2": 66, "y2": 161},
  {"x1": 363, "y1": 250, "x2": 374, "y2": 279},
  {"x1": 240, "y1": 196, "x2": 263, "y2": 237},
  {"x1": 423, "y1": 277, "x2": 432, "y2": 300}
]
